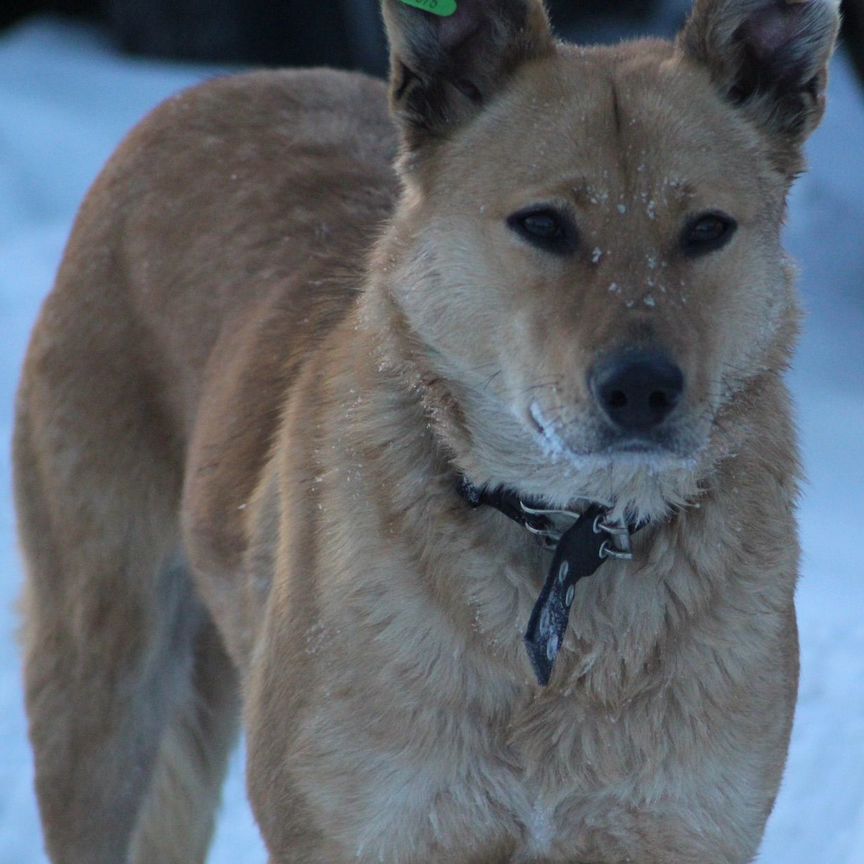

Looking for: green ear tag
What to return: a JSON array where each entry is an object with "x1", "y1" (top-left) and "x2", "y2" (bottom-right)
[{"x1": 398, "y1": 0, "x2": 458, "y2": 16}]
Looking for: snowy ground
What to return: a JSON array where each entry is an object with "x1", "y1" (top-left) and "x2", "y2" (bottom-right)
[{"x1": 1, "y1": 14, "x2": 862, "y2": 864}]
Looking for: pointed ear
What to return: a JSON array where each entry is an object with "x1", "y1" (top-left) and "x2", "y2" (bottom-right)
[
  {"x1": 679, "y1": 0, "x2": 840, "y2": 163},
  {"x1": 381, "y1": 0, "x2": 554, "y2": 151}
]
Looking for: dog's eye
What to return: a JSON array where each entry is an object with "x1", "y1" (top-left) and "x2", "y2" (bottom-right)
[
  {"x1": 682, "y1": 211, "x2": 737, "y2": 256},
  {"x1": 507, "y1": 206, "x2": 577, "y2": 255}
]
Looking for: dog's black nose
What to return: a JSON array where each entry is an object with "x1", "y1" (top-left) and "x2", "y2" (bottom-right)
[{"x1": 590, "y1": 351, "x2": 684, "y2": 432}]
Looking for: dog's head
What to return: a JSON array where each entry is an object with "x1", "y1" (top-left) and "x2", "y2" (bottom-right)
[{"x1": 369, "y1": 0, "x2": 838, "y2": 522}]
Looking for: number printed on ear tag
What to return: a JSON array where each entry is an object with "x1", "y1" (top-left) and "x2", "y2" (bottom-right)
[{"x1": 398, "y1": 0, "x2": 458, "y2": 16}]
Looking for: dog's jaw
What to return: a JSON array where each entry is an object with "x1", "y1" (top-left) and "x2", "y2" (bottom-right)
[{"x1": 522, "y1": 397, "x2": 709, "y2": 522}]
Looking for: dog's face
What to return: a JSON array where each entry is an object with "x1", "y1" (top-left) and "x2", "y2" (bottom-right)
[{"x1": 375, "y1": 0, "x2": 838, "y2": 520}]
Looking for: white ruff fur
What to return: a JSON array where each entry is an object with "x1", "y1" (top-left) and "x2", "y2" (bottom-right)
[{"x1": 526, "y1": 400, "x2": 704, "y2": 524}]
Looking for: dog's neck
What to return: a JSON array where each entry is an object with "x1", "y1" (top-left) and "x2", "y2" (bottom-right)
[
  {"x1": 351, "y1": 290, "x2": 686, "y2": 685},
  {"x1": 340, "y1": 302, "x2": 698, "y2": 692}
]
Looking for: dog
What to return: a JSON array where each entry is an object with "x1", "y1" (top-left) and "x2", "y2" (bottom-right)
[{"x1": 13, "y1": 0, "x2": 840, "y2": 861}]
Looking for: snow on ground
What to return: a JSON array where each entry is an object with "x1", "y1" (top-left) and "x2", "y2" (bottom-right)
[{"x1": 0, "y1": 14, "x2": 862, "y2": 864}]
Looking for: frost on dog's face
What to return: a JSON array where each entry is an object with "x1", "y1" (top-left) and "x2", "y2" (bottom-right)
[{"x1": 376, "y1": 0, "x2": 839, "y2": 520}]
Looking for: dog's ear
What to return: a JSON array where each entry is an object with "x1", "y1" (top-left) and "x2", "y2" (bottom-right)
[
  {"x1": 679, "y1": 0, "x2": 840, "y2": 166},
  {"x1": 381, "y1": 0, "x2": 554, "y2": 151}
]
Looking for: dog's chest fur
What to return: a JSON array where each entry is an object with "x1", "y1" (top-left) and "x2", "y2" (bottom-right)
[
  {"x1": 297, "y1": 644, "x2": 746, "y2": 864},
  {"x1": 259, "y1": 437, "x2": 788, "y2": 864}
]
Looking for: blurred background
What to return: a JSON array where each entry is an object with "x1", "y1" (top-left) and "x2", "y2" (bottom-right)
[
  {"x1": 1, "y1": 1, "x2": 863, "y2": 863},
  {"x1": 1, "y1": 0, "x2": 864, "y2": 81}
]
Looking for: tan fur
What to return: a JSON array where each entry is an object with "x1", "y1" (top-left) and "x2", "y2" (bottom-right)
[{"x1": 14, "y1": 1, "x2": 839, "y2": 862}]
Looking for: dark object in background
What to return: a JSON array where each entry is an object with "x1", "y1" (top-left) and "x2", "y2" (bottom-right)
[
  {"x1": 845, "y1": 0, "x2": 864, "y2": 85},
  {"x1": 3, "y1": 0, "x2": 863, "y2": 89},
  {"x1": 105, "y1": 0, "x2": 389, "y2": 73},
  {"x1": 1, "y1": 0, "x2": 97, "y2": 29},
  {"x1": 0, "y1": 0, "x2": 669, "y2": 73},
  {"x1": 100, "y1": 0, "x2": 664, "y2": 72},
  {"x1": 1, "y1": 0, "x2": 40, "y2": 28}
]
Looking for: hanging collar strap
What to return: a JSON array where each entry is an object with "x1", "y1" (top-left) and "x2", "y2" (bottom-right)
[{"x1": 457, "y1": 477, "x2": 644, "y2": 686}]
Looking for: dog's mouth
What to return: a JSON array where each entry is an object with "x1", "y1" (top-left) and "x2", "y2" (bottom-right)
[
  {"x1": 519, "y1": 398, "x2": 709, "y2": 524},
  {"x1": 526, "y1": 400, "x2": 699, "y2": 467}
]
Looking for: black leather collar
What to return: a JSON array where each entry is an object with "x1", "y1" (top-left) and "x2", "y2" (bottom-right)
[{"x1": 458, "y1": 478, "x2": 644, "y2": 686}]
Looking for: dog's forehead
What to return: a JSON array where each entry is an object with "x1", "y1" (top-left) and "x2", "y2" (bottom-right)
[{"x1": 446, "y1": 41, "x2": 770, "y2": 212}]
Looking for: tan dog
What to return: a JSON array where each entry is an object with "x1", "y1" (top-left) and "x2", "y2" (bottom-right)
[{"x1": 14, "y1": 0, "x2": 839, "y2": 861}]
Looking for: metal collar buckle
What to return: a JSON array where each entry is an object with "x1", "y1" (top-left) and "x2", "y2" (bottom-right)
[
  {"x1": 592, "y1": 513, "x2": 634, "y2": 561},
  {"x1": 518, "y1": 500, "x2": 581, "y2": 549},
  {"x1": 519, "y1": 500, "x2": 634, "y2": 561}
]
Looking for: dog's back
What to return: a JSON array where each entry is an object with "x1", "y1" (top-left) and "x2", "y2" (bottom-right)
[{"x1": 14, "y1": 67, "x2": 396, "y2": 863}]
